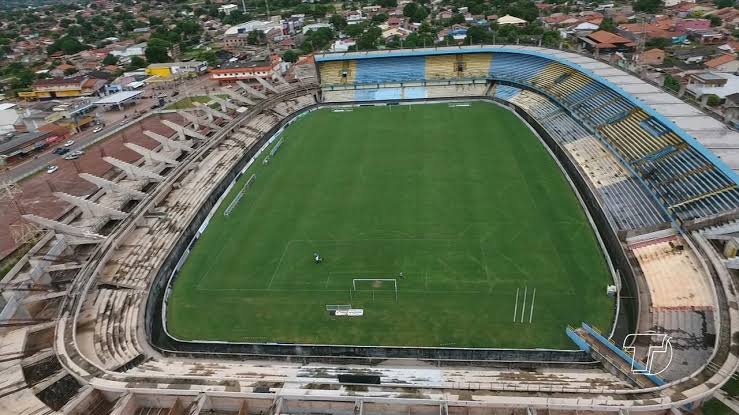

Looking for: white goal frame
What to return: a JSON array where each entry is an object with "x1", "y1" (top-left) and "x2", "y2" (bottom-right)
[
  {"x1": 325, "y1": 304, "x2": 352, "y2": 311},
  {"x1": 352, "y1": 278, "x2": 398, "y2": 301}
]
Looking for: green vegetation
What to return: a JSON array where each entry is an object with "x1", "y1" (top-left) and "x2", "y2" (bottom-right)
[
  {"x1": 47, "y1": 35, "x2": 90, "y2": 55},
  {"x1": 634, "y1": 0, "x2": 663, "y2": 13},
  {"x1": 0, "y1": 243, "x2": 33, "y2": 280},
  {"x1": 664, "y1": 74, "x2": 680, "y2": 93},
  {"x1": 164, "y1": 95, "x2": 223, "y2": 110},
  {"x1": 167, "y1": 103, "x2": 614, "y2": 348},
  {"x1": 700, "y1": 399, "x2": 735, "y2": 415},
  {"x1": 707, "y1": 94, "x2": 721, "y2": 107}
]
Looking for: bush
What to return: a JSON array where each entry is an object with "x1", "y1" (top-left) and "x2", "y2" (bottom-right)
[{"x1": 706, "y1": 94, "x2": 721, "y2": 107}]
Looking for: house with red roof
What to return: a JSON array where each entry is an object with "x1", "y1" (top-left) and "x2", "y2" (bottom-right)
[
  {"x1": 704, "y1": 54, "x2": 739, "y2": 73},
  {"x1": 580, "y1": 30, "x2": 636, "y2": 53}
]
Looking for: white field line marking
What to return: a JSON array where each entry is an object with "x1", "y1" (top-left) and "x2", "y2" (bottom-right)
[
  {"x1": 267, "y1": 241, "x2": 292, "y2": 289},
  {"x1": 513, "y1": 288, "x2": 519, "y2": 322},
  {"x1": 529, "y1": 288, "x2": 536, "y2": 324},
  {"x1": 521, "y1": 286, "x2": 527, "y2": 323}
]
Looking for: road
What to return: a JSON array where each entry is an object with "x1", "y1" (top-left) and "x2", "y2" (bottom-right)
[
  {"x1": 0, "y1": 75, "x2": 220, "y2": 183},
  {"x1": 0, "y1": 123, "x2": 123, "y2": 182}
]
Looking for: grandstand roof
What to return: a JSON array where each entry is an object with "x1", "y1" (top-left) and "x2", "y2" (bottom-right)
[{"x1": 314, "y1": 45, "x2": 739, "y2": 177}]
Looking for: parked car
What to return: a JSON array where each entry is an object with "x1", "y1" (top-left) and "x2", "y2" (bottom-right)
[
  {"x1": 46, "y1": 165, "x2": 58, "y2": 174},
  {"x1": 70, "y1": 150, "x2": 84, "y2": 156},
  {"x1": 63, "y1": 154, "x2": 79, "y2": 160},
  {"x1": 63, "y1": 140, "x2": 75, "y2": 147}
]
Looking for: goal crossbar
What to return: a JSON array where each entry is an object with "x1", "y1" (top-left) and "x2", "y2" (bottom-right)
[{"x1": 325, "y1": 304, "x2": 351, "y2": 311}]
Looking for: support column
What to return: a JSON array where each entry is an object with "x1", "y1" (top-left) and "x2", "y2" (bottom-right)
[
  {"x1": 103, "y1": 157, "x2": 165, "y2": 182},
  {"x1": 123, "y1": 143, "x2": 180, "y2": 166},
  {"x1": 79, "y1": 173, "x2": 148, "y2": 200}
]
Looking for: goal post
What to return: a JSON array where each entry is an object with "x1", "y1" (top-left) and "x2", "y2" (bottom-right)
[{"x1": 352, "y1": 278, "x2": 398, "y2": 301}]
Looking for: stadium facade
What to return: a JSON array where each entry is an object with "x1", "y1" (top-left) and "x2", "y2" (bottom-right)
[{"x1": 0, "y1": 46, "x2": 737, "y2": 415}]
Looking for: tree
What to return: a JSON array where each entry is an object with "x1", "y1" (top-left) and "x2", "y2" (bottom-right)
[
  {"x1": 102, "y1": 54, "x2": 118, "y2": 66},
  {"x1": 8, "y1": 68, "x2": 35, "y2": 91},
  {"x1": 706, "y1": 94, "x2": 721, "y2": 107},
  {"x1": 541, "y1": 30, "x2": 560, "y2": 46},
  {"x1": 282, "y1": 49, "x2": 299, "y2": 63},
  {"x1": 329, "y1": 14, "x2": 347, "y2": 30},
  {"x1": 466, "y1": 26, "x2": 488, "y2": 44},
  {"x1": 708, "y1": 15, "x2": 722, "y2": 27},
  {"x1": 127, "y1": 56, "x2": 147, "y2": 70},
  {"x1": 449, "y1": 13, "x2": 466, "y2": 24},
  {"x1": 600, "y1": 17, "x2": 617, "y2": 33},
  {"x1": 663, "y1": 74, "x2": 680, "y2": 92},
  {"x1": 356, "y1": 25, "x2": 382, "y2": 50},
  {"x1": 403, "y1": 3, "x2": 428, "y2": 23},
  {"x1": 247, "y1": 30, "x2": 263, "y2": 45},
  {"x1": 372, "y1": 13, "x2": 389, "y2": 23},
  {"x1": 375, "y1": 0, "x2": 397, "y2": 7},
  {"x1": 63, "y1": 67, "x2": 77, "y2": 76},
  {"x1": 47, "y1": 36, "x2": 90, "y2": 55},
  {"x1": 145, "y1": 38, "x2": 171, "y2": 63},
  {"x1": 504, "y1": 1, "x2": 539, "y2": 22},
  {"x1": 301, "y1": 27, "x2": 335, "y2": 53},
  {"x1": 634, "y1": 0, "x2": 662, "y2": 13},
  {"x1": 646, "y1": 37, "x2": 670, "y2": 49},
  {"x1": 713, "y1": 0, "x2": 734, "y2": 8},
  {"x1": 344, "y1": 22, "x2": 367, "y2": 37},
  {"x1": 196, "y1": 49, "x2": 218, "y2": 66}
]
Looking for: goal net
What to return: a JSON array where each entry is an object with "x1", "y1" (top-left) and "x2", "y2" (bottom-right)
[{"x1": 352, "y1": 278, "x2": 398, "y2": 301}]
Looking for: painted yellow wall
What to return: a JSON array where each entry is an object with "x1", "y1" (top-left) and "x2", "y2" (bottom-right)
[{"x1": 146, "y1": 67, "x2": 173, "y2": 78}]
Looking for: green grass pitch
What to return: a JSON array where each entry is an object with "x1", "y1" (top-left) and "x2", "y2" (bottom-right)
[{"x1": 167, "y1": 102, "x2": 614, "y2": 349}]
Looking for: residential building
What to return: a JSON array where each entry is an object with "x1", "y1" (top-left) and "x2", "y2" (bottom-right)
[
  {"x1": 331, "y1": 39, "x2": 356, "y2": 52},
  {"x1": 223, "y1": 20, "x2": 282, "y2": 51},
  {"x1": 219, "y1": 4, "x2": 239, "y2": 15},
  {"x1": 110, "y1": 42, "x2": 147, "y2": 59},
  {"x1": 303, "y1": 23, "x2": 332, "y2": 34},
  {"x1": 705, "y1": 54, "x2": 739, "y2": 73},
  {"x1": 382, "y1": 27, "x2": 412, "y2": 40},
  {"x1": 497, "y1": 15, "x2": 527, "y2": 27},
  {"x1": 674, "y1": 18, "x2": 710, "y2": 32},
  {"x1": 638, "y1": 48, "x2": 665, "y2": 66},
  {"x1": 579, "y1": 30, "x2": 635, "y2": 53},
  {"x1": 19, "y1": 76, "x2": 107, "y2": 100},
  {"x1": 0, "y1": 103, "x2": 20, "y2": 136},
  {"x1": 708, "y1": 7, "x2": 739, "y2": 26},
  {"x1": 208, "y1": 55, "x2": 282, "y2": 83},
  {"x1": 686, "y1": 72, "x2": 739, "y2": 101},
  {"x1": 346, "y1": 11, "x2": 366, "y2": 24},
  {"x1": 145, "y1": 61, "x2": 208, "y2": 78},
  {"x1": 688, "y1": 29, "x2": 725, "y2": 45},
  {"x1": 618, "y1": 18, "x2": 684, "y2": 43}
]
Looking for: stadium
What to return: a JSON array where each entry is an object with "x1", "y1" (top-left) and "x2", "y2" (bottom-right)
[{"x1": 0, "y1": 45, "x2": 738, "y2": 415}]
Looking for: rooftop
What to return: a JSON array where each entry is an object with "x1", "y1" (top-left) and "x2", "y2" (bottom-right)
[
  {"x1": 704, "y1": 54, "x2": 736, "y2": 68},
  {"x1": 94, "y1": 90, "x2": 143, "y2": 105},
  {"x1": 0, "y1": 131, "x2": 46, "y2": 156},
  {"x1": 586, "y1": 30, "x2": 635, "y2": 46}
]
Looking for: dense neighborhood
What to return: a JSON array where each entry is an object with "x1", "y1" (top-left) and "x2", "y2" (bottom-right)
[{"x1": 0, "y1": 0, "x2": 737, "y2": 167}]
